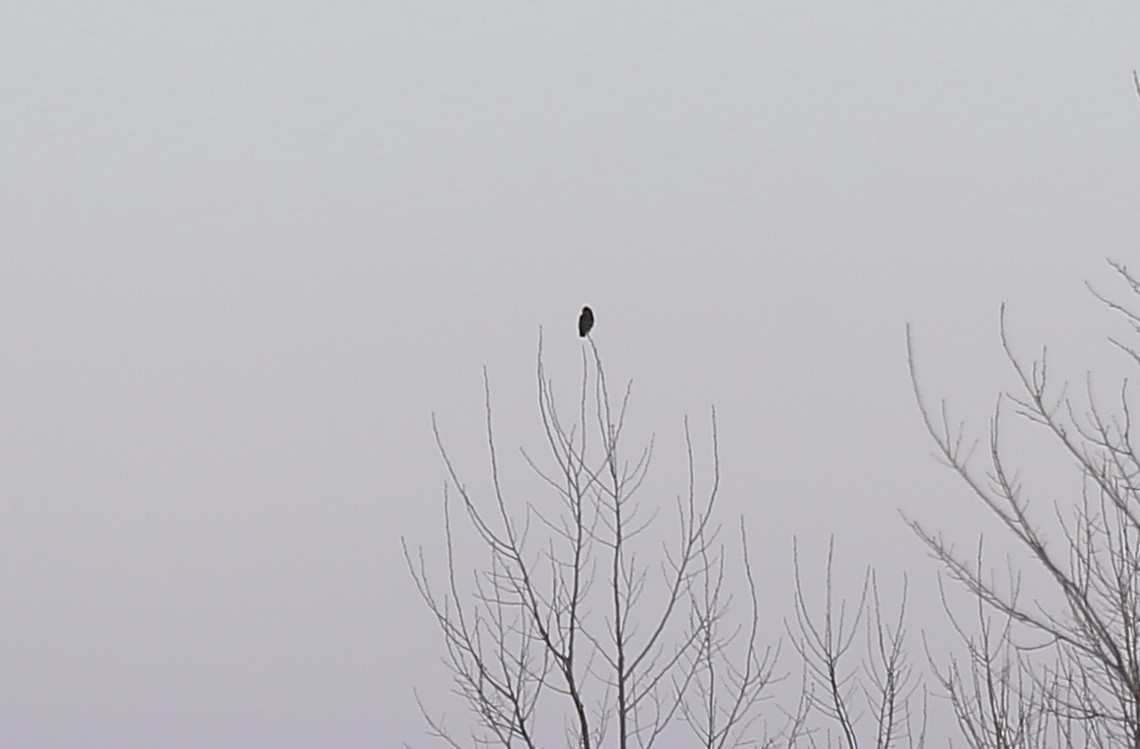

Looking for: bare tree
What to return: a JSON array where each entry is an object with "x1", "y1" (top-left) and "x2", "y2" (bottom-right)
[
  {"x1": 788, "y1": 540, "x2": 926, "y2": 749},
  {"x1": 907, "y1": 260, "x2": 1140, "y2": 748},
  {"x1": 408, "y1": 260, "x2": 1140, "y2": 748},
  {"x1": 404, "y1": 334, "x2": 782, "y2": 748},
  {"x1": 923, "y1": 553, "x2": 1072, "y2": 749}
]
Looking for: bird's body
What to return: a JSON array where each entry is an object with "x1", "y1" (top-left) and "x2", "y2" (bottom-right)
[{"x1": 578, "y1": 306, "x2": 594, "y2": 337}]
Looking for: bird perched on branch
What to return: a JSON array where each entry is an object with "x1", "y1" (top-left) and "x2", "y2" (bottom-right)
[{"x1": 578, "y1": 306, "x2": 594, "y2": 337}]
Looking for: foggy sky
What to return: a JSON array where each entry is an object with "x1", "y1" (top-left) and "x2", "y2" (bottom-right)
[{"x1": 3, "y1": 3, "x2": 1140, "y2": 746}]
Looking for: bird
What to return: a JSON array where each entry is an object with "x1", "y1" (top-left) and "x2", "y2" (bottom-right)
[{"x1": 578, "y1": 306, "x2": 594, "y2": 337}]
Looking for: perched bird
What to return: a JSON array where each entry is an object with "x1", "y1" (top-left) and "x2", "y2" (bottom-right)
[{"x1": 578, "y1": 306, "x2": 594, "y2": 337}]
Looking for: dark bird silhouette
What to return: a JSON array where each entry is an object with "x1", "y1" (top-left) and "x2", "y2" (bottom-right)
[{"x1": 578, "y1": 306, "x2": 594, "y2": 337}]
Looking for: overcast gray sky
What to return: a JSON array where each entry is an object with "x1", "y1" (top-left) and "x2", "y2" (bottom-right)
[{"x1": 3, "y1": 3, "x2": 1140, "y2": 746}]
